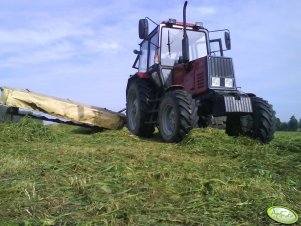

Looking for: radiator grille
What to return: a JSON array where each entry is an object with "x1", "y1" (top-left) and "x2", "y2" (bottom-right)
[{"x1": 208, "y1": 56, "x2": 234, "y2": 78}]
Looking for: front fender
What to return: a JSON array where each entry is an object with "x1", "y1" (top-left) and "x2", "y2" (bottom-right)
[{"x1": 165, "y1": 85, "x2": 184, "y2": 93}]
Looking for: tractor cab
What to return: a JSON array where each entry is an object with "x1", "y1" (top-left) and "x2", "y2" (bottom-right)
[
  {"x1": 133, "y1": 18, "x2": 233, "y2": 93},
  {"x1": 134, "y1": 20, "x2": 208, "y2": 70},
  {"x1": 133, "y1": 20, "x2": 209, "y2": 85}
]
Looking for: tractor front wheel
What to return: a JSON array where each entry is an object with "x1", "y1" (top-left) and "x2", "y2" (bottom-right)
[
  {"x1": 249, "y1": 97, "x2": 276, "y2": 143},
  {"x1": 158, "y1": 90, "x2": 198, "y2": 142},
  {"x1": 225, "y1": 97, "x2": 276, "y2": 143}
]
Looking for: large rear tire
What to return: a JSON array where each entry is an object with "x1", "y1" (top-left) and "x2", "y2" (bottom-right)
[
  {"x1": 126, "y1": 78, "x2": 155, "y2": 137},
  {"x1": 225, "y1": 97, "x2": 276, "y2": 143},
  {"x1": 158, "y1": 90, "x2": 198, "y2": 142}
]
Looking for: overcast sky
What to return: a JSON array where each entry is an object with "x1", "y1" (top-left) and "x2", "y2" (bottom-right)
[{"x1": 0, "y1": 0, "x2": 300, "y2": 121}]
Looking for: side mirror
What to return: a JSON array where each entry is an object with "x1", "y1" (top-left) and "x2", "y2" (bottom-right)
[
  {"x1": 225, "y1": 32, "x2": 231, "y2": 50},
  {"x1": 139, "y1": 19, "x2": 149, "y2": 39}
]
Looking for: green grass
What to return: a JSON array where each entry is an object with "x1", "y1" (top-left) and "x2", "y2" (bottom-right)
[{"x1": 0, "y1": 118, "x2": 300, "y2": 225}]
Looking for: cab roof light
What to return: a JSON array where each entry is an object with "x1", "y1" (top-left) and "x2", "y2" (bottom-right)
[
  {"x1": 194, "y1": 22, "x2": 204, "y2": 29},
  {"x1": 168, "y1": 18, "x2": 177, "y2": 24}
]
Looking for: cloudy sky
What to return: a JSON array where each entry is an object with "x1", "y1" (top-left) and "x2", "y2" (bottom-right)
[{"x1": 0, "y1": 0, "x2": 300, "y2": 121}]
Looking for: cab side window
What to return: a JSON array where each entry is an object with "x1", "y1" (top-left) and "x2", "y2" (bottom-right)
[{"x1": 149, "y1": 32, "x2": 159, "y2": 67}]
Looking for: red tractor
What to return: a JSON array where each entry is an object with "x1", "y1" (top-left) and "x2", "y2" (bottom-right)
[{"x1": 126, "y1": 1, "x2": 276, "y2": 143}]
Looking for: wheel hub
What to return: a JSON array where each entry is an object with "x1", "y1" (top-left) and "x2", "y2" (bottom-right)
[
  {"x1": 162, "y1": 105, "x2": 176, "y2": 136},
  {"x1": 128, "y1": 93, "x2": 138, "y2": 130}
]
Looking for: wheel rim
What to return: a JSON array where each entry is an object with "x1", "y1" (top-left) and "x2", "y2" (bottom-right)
[
  {"x1": 127, "y1": 91, "x2": 138, "y2": 130},
  {"x1": 161, "y1": 104, "x2": 176, "y2": 136}
]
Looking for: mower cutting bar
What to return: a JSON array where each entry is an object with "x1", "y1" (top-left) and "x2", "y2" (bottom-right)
[{"x1": 0, "y1": 87, "x2": 125, "y2": 130}]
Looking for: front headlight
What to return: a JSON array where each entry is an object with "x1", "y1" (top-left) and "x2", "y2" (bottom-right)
[
  {"x1": 225, "y1": 78, "x2": 233, "y2": 88},
  {"x1": 211, "y1": 77, "x2": 220, "y2": 87}
]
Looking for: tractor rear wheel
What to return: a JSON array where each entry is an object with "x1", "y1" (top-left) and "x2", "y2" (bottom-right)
[
  {"x1": 126, "y1": 78, "x2": 155, "y2": 137},
  {"x1": 158, "y1": 89, "x2": 198, "y2": 142},
  {"x1": 225, "y1": 97, "x2": 276, "y2": 143}
]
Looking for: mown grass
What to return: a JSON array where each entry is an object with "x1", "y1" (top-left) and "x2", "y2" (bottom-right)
[{"x1": 0, "y1": 118, "x2": 300, "y2": 225}]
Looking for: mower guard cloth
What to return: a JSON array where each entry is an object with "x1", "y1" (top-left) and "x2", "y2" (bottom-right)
[{"x1": 0, "y1": 87, "x2": 125, "y2": 130}]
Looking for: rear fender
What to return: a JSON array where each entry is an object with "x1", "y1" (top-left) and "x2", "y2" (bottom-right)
[
  {"x1": 245, "y1": 93, "x2": 256, "y2": 98},
  {"x1": 165, "y1": 85, "x2": 184, "y2": 93},
  {"x1": 136, "y1": 72, "x2": 150, "y2": 79},
  {"x1": 126, "y1": 73, "x2": 151, "y2": 94}
]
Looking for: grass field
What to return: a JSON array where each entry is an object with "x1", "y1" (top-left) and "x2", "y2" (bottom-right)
[{"x1": 0, "y1": 118, "x2": 300, "y2": 225}]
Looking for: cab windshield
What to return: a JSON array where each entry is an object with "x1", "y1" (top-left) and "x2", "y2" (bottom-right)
[{"x1": 161, "y1": 27, "x2": 208, "y2": 66}]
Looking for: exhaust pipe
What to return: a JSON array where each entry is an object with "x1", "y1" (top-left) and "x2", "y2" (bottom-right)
[{"x1": 182, "y1": 1, "x2": 189, "y2": 62}]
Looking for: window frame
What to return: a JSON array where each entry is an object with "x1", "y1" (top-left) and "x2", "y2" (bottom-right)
[{"x1": 159, "y1": 25, "x2": 210, "y2": 67}]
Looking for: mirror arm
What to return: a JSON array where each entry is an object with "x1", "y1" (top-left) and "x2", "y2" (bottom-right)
[
  {"x1": 210, "y1": 39, "x2": 223, "y2": 57},
  {"x1": 133, "y1": 49, "x2": 142, "y2": 55},
  {"x1": 132, "y1": 55, "x2": 139, "y2": 69}
]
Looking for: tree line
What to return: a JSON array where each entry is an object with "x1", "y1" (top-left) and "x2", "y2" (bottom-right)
[{"x1": 276, "y1": 115, "x2": 301, "y2": 131}]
